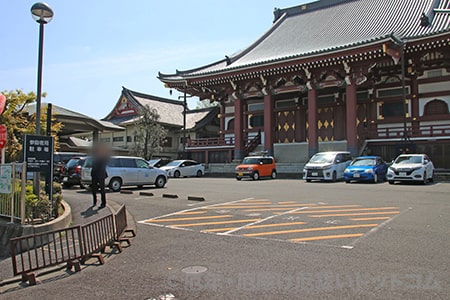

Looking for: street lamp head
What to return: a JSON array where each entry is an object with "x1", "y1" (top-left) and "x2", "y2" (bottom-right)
[{"x1": 31, "y1": 2, "x2": 54, "y2": 24}]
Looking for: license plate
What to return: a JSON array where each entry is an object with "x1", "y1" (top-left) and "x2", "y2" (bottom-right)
[
  {"x1": 353, "y1": 173, "x2": 360, "y2": 178},
  {"x1": 238, "y1": 172, "x2": 243, "y2": 176},
  {"x1": 63, "y1": 177, "x2": 68, "y2": 182},
  {"x1": 312, "y1": 172, "x2": 318, "y2": 176},
  {"x1": 400, "y1": 172, "x2": 407, "y2": 177}
]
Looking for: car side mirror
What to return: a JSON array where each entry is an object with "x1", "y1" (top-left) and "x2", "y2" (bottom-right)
[
  {"x1": 259, "y1": 162, "x2": 263, "y2": 165},
  {"x1": 336, "y1": 160, "x2": 341, "y2": 163}
]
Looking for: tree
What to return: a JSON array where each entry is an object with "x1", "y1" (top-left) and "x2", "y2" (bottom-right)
[
  {"x1": 0, "y1": 90, "x2": 63, "y2": 162},
  {"x1": 195, "y1": 99, "x2": 218, "y2": 109},
  {"x1": 129, "y1": 106, "x2": 168, "y2": 160}
]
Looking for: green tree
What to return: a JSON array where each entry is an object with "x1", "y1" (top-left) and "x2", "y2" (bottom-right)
[
  {"x1": 0, "y1": 90, "x2": 63, "y2": 162},
  {"x1": 195, "y1": 99, "x2": 218, "y2": 109},
  {"x1": 130, "y1": 106, "x2": 168, "y2": 160}
]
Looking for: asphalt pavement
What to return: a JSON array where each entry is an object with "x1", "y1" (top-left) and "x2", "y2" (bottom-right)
[{"x1": 1, "y1": 177, "x2": 449, "y2": 299}]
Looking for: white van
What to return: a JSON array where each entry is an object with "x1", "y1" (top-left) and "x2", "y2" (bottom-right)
[{"x1": 303, "y1": 151, "x2": 352, "y2": 182}]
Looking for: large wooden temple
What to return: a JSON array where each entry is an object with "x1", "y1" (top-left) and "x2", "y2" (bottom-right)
[{"x1": 159, "y1": 0, "x2": 450, "y2": 168}]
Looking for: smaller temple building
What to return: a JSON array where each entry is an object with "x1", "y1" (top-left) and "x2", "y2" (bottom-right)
[{"x1": 101, "y1": 87, "x2": 219, "y2": 159}]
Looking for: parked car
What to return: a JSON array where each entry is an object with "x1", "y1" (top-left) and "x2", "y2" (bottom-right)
[
  {"x1": 148, "y1": 157, "x2": 171, "y2": 168},
  {"x1": 387, "y1": 154, "x2": 434, "y2": 184},
  {"x1": 303, "y1": 151, "x2": 352, "y2": 182},
  {"x1": 53, "y1": 152, "x2": 87, "y2": 182},
  {"x1": 344, "y1": 156, "x2": 387, "y2": 183},
  {"x1": 81, "y1": 156, "x2": 168, "y2": 192},
  {"x1": 61, "y1": 157, "x2": 88, "y2": 188},
  {"x1": 160, "y1": 160, "x2": 205, "y2": 178},
  {"x1": 235, "y1": 155, "x2": 277, "y2": 181}
]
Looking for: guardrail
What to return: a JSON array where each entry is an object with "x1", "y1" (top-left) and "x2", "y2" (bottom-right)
[
  {"x1": 0, "y1": 163, "x2": 26, "y2": 223},
  {"x1": 10, "y1": 226, "x2": 83, "y2": 285},
  {"x1": 9, "y1": 205, "x2": 135, "y2": 286}
]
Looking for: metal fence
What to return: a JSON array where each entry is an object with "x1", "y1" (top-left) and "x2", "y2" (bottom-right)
[
  {"x1": 9, "y1": 206, "x2": 135, "y2": 285},
  {"x1": 0, "y1": 163, "x2": 26, "y2": 223}
]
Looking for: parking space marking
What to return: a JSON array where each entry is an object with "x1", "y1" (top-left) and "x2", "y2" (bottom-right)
[
  {"x1": 309, "y1": 211, "x2": 400, "y2": 218},
  {"x1": 145, "y1": 215, "x2": 233, "y2": 223},
  {"x1": 205, "y1": 204, "x2": 316, "y2": 209},
  {"x1": 292, "y1": 207, "x2": 399, "y2": 214},
  {"x1": 176, "y1": 211, "x2": 207, "y2": 215},
  {"x1": 242, "y1": 224, "x2": 378, "y2": 237},
  {"x1": 172, "y1": 218, "x2": 261, "y2": 228},
  {"x1": 349, "y1": 217, "x2": 391, "y2": 221},
  {"x1": 202, "y1": 221, "x2": 309, "y2": 234},
  {"x1": 290, "y1": 233, "x2": 365, "y2": 242}
]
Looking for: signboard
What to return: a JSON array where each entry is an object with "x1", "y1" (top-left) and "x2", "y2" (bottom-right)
[
  {"x1": 0, "y1": 94, "x2": 6, "y2": 115},
  {"x1": 24, "y1": 135, "x2": 54, "y2": 172},
  {"x1": 0, "y1": 165, "x2": 12, "y2": 194},
  {"x1": 0, "y1": 125, "x2": 7, "y2": 149}
]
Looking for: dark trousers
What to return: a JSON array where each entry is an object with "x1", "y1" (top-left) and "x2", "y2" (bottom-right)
[{"x1": 91, "y1": 177, "x2": 106, "y2": 206}]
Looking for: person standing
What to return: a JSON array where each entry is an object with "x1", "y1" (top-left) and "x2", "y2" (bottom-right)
[{"x1": 91, "y1": 144, "x2": 109, "y2": 209}]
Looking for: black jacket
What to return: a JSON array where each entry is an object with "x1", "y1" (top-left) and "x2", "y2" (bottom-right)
[{"x1": 91, "y1": 157, "x2": 108, "y2": 179}]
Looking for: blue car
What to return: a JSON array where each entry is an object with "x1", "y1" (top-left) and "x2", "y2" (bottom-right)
[{"x1": 344, "y1": 156, "x2": 387, "y2": 183}]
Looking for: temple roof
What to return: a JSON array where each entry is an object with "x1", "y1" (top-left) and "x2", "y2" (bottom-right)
[
  {"x1": 159, "y1": 0, "x2": 450, "y2": 81},
  {"x1": 104, "y1": 87, "x2": 218, "y2": 130}
]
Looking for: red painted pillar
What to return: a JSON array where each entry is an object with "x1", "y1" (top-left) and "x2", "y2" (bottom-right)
[
  {"x1": 346, "y1": 80, "x2": 358, "y2": 156},
  {"x1": 234, "y1": 97, "x2": 244, "y2": 160},
  {"x1": 308, "y1": 88, "x2": 318, "y2": 157},
  {"x1": 263, "y1": 94, "x2": 274, "y2": 155}
]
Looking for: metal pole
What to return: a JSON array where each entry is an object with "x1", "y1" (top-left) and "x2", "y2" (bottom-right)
[
  {"x1": 183, "y1": 86, "x2": 187, "y2": 155},
  {"x1": 401, "y1": 43, "x2": 408, "y2": 147},
  {"x1": 33, "y1": 21, "x2": 45, "y2": 196}
]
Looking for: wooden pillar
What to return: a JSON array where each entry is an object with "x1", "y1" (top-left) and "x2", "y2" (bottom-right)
[
  {"x1": 334, "y1": 102, "x2": 346, "y2": 141},
  {"x1": 346, "y1": 80, "x2": 358, "y2": 156},
  {"x1": 295, "y1": 105, "x2": 306, "y2": 142},
  {"x1": 263, "y1": 94, "x2": 274, "y2": 155},
  {"x1": 308, "y1": 88, "x2": 318, "y2": 157},
  {"x1": 93, "y1": 129, "x2": 99, "y2": 144},
  {"x1": 219, "y1": 103, "x2": 225, "y2": 138},
  {"x1": 234, "y1": 97, "x2": 244, "y2": 160},
  {"x1": 410, "y1": 75, "x2": 420, "y2": 136}
]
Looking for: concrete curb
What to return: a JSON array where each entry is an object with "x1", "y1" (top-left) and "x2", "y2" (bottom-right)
[
  {"x1": 139, "y1": 192, "x2": 154, "y2": 197},
  {"x1": 162, "y1": 194, "x2": 178, "y2": 199},
  {"x1": 120, "y1": 190, "x2": 133, "y2": 195},
  {"x1": 22, "y1": 200, "x2": 72, "y2": 236},
  {"x1": 187, "y1": 196, "x2": 205, "y2": 201}
]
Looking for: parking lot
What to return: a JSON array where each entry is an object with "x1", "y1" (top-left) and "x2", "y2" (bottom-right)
[{"x1": 5, "y1": 177, "x2": 450, "y2": 299}]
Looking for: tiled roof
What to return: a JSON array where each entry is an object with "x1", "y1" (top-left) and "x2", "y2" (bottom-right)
[
  {"x1": 110, "y1": 87, "x2": 217, "y2": 129},
  {"x1": 159, "y1": 0, "x2": 450, "y2": 80}
]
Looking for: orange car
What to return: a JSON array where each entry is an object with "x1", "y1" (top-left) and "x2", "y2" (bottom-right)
[{"x1": 235, "y1": 155, "x2": 277, "y2": 180}]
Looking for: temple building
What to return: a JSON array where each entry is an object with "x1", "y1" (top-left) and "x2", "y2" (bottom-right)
[
  {"x1": 158, "y1": 0, "x2": 450, "y2": 168},
  {"x1": 100, "y1": 87, "x2": 219, "y2": 158}
]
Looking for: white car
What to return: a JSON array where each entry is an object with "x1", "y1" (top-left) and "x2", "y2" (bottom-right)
[
  {"x1": 303, "y1": 151, "x2": 352, "y2": 182},
  {"x1": 81, "y1": 156, "x2": 168, "y2": 192},
  {"x1": 160, "y1": 160, "x2": 205, "y2": 178},
  {"x1": 387, "y1": 154, "x2": 434, "y2": 184}
]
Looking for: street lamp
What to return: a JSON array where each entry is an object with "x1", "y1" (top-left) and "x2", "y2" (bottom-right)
[
  {"x1": 31, "y1": 2, "x2": 54, "y2": 135},
  {"x1": 31, "y1": 2, "x2": 53, "y2": 195}
]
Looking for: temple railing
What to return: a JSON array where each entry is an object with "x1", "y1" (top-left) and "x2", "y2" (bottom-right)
[{"x1": 369, "y1": 124, "x2": 450, "y2": 139}]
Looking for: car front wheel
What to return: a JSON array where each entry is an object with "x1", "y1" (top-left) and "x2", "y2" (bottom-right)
[
  {"x1": 271, "y1": 170, "x2": 277, "y2": 179},
  {"x1": 109, "y1": 177, "x2": 122, "y2": 192},
  {"x1": 174, "y1": 170, "x2": 181, "y2": 178},
  {"x1": 252, "y1": 171, "x2": 259, "y2": 181},
  {"x1": 155, "y1": 176, "x2": 166, "y2": 188},
  {"x1": 196, "y1": 170, "x2": 203, "y2": 177},
  {"x1": 373, "y1": 173, "x2": 378, "y2": 183}
]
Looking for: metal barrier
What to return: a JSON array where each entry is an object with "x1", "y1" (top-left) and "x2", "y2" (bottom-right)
[
  {"x1": 81, "y1": 214, "x2": 116, "y2": 265},
  {"x1": 9, "y1": 226, "x2": 83, "y2": 285},
  {"x1": 114, "y1": 205, "x2": 136, "y2": 251},
  {"x1": 0, "y1": 163, "x2": 26, "y2": 223},
  {"x1": 9, "y1": 206, "x2": 135, "y2": 285}
]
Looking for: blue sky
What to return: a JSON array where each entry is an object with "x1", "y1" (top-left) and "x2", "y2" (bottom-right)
[{"x1": 1, "y1": 0, "x2": 307, "y2": 119}]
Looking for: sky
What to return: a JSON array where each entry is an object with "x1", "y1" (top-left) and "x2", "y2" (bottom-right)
[{"x1": 1, "y1": 0, "x2": 307, "y2": 119}]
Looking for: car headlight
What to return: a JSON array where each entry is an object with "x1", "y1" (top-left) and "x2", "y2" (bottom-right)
[
  {"x1": 411, "y1": 167, "x2": 422, "y2": 172},
  {"x1": 389, "y1": 167, "x2": 396, "y2": 172},
  {"x1": 365, "y1": 169, "x2": 373, "y2": 173},
  {"x1": 247, "y1": 166, "x2": 253, "y2": 171},
  {"x1": 344, "y1": 168, "x2": 350, "y2": 173},
  {"x1": 322, "y1": 165, "x2": 331, "y2": 170},
  {"x1": 235, "y1": 167, "x2": 239, "y2": 171}
]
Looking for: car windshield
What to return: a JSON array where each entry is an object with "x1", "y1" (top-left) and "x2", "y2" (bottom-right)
[
  {"x1": 148, "y1": 159, "x2": 159, "y2": 165},
  {"x1": 351, "y1": 158, "x2": 376, "y2": 166},
  {"x1": 395, "y1": 156, "x2": 422, "y2": 164},
  {"x1": 309, "y1": 153, "x2": 335, "y2": 164},
  {"x1": 165, "y1": 160, "x2": 182, "y2": 167},
  {"x1": 242, "y1": 157, "x2": 260, "y2": 164},
  {"x1": 66, "y1": 159, "x2": 80, "y2": 168}
]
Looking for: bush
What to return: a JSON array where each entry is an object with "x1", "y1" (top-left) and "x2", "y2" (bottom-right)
[{"x1": 25, "y1": 181, "x2": 64, "y2": 223}]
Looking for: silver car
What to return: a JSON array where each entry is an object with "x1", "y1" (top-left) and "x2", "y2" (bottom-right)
[
  {"x1": 387, "y1": 154, "x2": 434, "y2": 184},
  {"x1": 81, "y1": 156, "x2": 168, "y2": 192}
]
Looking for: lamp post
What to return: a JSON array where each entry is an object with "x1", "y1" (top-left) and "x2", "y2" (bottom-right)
[{"x1": 31, "y1": 2, "x2": 53, "y2": 195}]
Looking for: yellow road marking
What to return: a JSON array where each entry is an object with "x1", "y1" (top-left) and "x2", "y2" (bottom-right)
[
  {"x1": 278, "y1": 201, "x2": 297, "y2": 204},
  {"x1": 309, "y1": 211, "x2": 400, "y2": 218},
  {"x1": 173, "y1": 219, "x2": 261, "y2": 228},
  {"x1": 292, "y1": 207, "x2": 399, "y2": 214},
  {"x1": 244, "y1": 207, "x2": 316, "y2": 212},
  {"x1": 349, "y1": 217, "x2": 392, "y2": 221},
  {"x1": 239, "y1": 199, "x2": 270, "y2": 202},
  {"x1": 176, "y1": 211, "x2": 207, "y2": 215},
  {"x1": 301, "y1": 205, "x2": 362, "y2": 210},
  {"x1": 207, "y1": 204, "x2": 317, "y2": 209},
  {"x1": 243, "y1": 224, "x2": 378, "y2": 237},
  {"x1": 202, "y1": 221, "x2": 308, "y2": 233},
  {"x1": 146, "y1": 215, "x2": 233, "y2": 222},
  {"x1": 290, "y1": 233, "x2": 364, "y2": 242}
]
